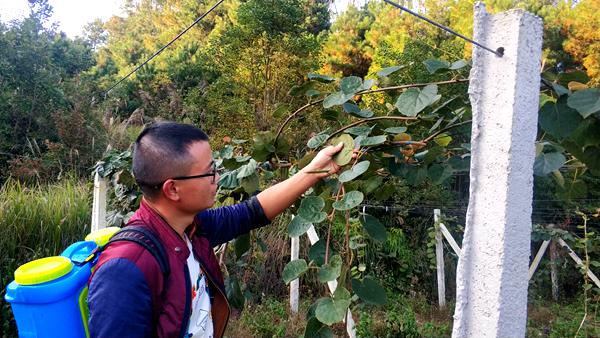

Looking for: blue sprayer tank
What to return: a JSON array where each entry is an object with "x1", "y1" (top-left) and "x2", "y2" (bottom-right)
[{"x1": 5, "y1": 227, "x2": 120, "y2": 338}]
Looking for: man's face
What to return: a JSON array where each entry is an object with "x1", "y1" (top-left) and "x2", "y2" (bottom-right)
[{"x1": 174, "y1": 140, "x2": 220, "y2": 213}]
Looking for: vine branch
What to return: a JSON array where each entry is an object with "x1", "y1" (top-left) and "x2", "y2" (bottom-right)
[
  {"x1": 327, "y1": 116, "x2": 418, "y2": 142},
  {"x1": 274, "y1": 78, "x2": 469, "y2": 145},
  {"x1": 420, "y1": 119, "x2": 473, "y2": 144}
]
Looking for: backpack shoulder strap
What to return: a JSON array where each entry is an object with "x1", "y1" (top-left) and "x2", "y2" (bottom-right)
[{"x1": 105, "y1": 222, "x2": 170, "y2": 277}]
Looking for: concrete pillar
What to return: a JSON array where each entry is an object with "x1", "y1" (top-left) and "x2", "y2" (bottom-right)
[
  {"x1": 290, "y1": 234, "x2": 300, "y2": 313},
  {"x1": 434, "y1": 209, "x2": 446, "y2": 309},
  {"x1": 91, "y1": 172, "x2": 107, "y2": 232},
  {"x1": 452, "y1": 3, "x2": 542, "y2": 338}
]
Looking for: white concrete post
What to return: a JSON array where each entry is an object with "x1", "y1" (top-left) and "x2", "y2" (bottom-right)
[
  {"x1": 452, "y1": 3, "x2": 543, "y2": 338},
  {"x1": 91, "y1": 171, "x2": 108, "y2": 232},
  {"x1": 434, "y1": 209, "x2": 446, "y2": 309},
  {"x1": 290, "y1": 217, "x2": 300, "y2": 313}
]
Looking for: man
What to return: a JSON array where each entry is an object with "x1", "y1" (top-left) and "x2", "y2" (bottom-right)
[{"x1": 88, "y1": 122, "x2": 343, "y2": 338}]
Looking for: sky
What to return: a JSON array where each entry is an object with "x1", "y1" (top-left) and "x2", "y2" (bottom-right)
[
  {"x1": 0, "y1": 0, "x2": 124, "y2": 37},
  {"x1": 0, "y1": 0, "x2": 368, "y2": 38}
]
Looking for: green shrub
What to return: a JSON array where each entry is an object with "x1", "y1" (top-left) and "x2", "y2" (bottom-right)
[
  {"x1": 1, "y1": 177, "x2": 91, "y2": 337},
  {"x1": 356, "y1": 294, "x2": 421, "y2": 338}
]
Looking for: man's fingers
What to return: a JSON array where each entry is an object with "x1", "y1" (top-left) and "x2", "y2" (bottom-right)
[{"x1": 326, "y1": 142, "x2": 344, "y2": 155}]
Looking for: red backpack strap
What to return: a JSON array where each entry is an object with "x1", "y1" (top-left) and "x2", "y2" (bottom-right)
[{"x1": 104, "y1": 221, "x2": 170, "y2": 324}]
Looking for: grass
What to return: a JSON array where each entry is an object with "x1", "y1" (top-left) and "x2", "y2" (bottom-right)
[
  {"x1": 1, "y1": 177, "x2": 91, "y2": 337},
  {"x1": 224, "y1": 293, "x2": 599, "y2": 338}
]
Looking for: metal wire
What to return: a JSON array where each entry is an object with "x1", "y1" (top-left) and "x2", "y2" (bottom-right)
[
  {"x1": 383, "y1": 0, "x2": 504, "y2": 57},
  {"x1": 104, "y1": 0, "x2": 226, "y2": 96}
]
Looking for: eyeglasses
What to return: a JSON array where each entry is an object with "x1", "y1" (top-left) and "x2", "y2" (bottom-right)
[
  {"x1": 171, "y1": 161, "x2": 220, "y2": 184},
  {"x1": 139, "y1": 161, "x2": 220, "y2": 190}
]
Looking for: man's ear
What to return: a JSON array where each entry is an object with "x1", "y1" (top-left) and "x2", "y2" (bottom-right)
[{"x1": 161, "y1": 180, "x2": 180, "y2": 202}]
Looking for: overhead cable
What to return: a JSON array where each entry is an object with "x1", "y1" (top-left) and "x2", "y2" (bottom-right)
[
  {"x1": 383, "y1": 0, "x2": 504, "y2": 57},
  {"x1": 104, "y1": 0, "x2": 226, "y2": 96}
]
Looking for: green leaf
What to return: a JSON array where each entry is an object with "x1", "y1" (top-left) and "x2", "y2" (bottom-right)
[
  {"x1": 236, "y1": 159, "x2": 258, "y2": 179},
  {"x1": 356, "y1": 109, "x2": 374, "y2": 118},
  {"x1": 235, "y1": 155, "x2": 252, "y2": 162},
  {"x1": 360, "y1": 135, "x2": 387, "y2": 146},
  {"x1": 332, "y1": 191, "x2": 364, "y2": 211},
  {"x1": 433, "y1": 99, "x2": 461, "y2": 120},
  {"x1": 308, "y1": 134, "x2": 329, "y2": 149},
  {"x1": 321, "y1": 109, "x2": 339, "y2": 121},
  {"x1": 315, "y1": 287, "x2": 351, "y2": 325},
  {"x1": 343, "y1": 102, "x2": 361, "y2": 114},
  {"x1": 272, "y1": 103, "x2": 291, "y2": 118},
  {"x1": 318, "y1": 255, "x2": 342, "y2": 282},
  {"x1": 562, "y1": 141, "x2": 600, "y2": 173},
  {"x1": 433, "y1": 133, "x2": 452, "y2": 147},
  {"x1": 220, "y1": 145, "x2": 234, "y2": 159},
  {"x1": 569, "y1": 118, "x2": 600, "y2": 148},
  {"x1": 252, "y1": 132, "x2": 277, "y2": 161},
  {"x1": 557, "y1": 70, "x2": 590, "y2": 86},
  {"x1": 423, "y1": 59, "x2": 451, "y2": 74},
  {"x1": 567, "y1": 89, "x2": 600, "y2": 118},
  {"x1": 384, "y1": 126, "x2": 407, "y2": 134},
  {"x1": 344, "y1": 104, "x2": 374, "y2": 118},
  {"x1": 235, "y1": 233, "x2": 251, "y2": 259},
  {"x1": 449, "y1": 156, "x2": 470, "y2": 172},
  {"x1": 346, "y1": 126, "x2": 372, "y2": 136},
  {"x1": 359, "y1": 214, "x2": 388, "y2": 242},
  {"x1": 283, "y1": 260, "x2": 308, "y2": 284},
  {"x1": 552, "y1": 83, "x2": 570, "y2": 97},
  {"x1": 558, "y1": 179, "x2": 588, "y2": 200},
  {"x1": 240, "y1": 173, "x2": 259, "y2": 194},
  {"x1": 449, "y1": 59, "x2": 469, "y2": 70},
  {"x1": 339, "y1": 161, "x2": 370, "y2": 183},
  {"x1": 218, "y1": 170, "x2": 239, "y2": 189},
  {"x1": 309, "y1": 239, "x2": 337, "y2": 266},
  {"x1": 374, "y1": 182, "x2": 395, "y2": 200},
  {"x1": 323, "y1": 91, "x2": 354, "y2": 108},
  {"x1": 395, "y1": 84, "x2": 441, "y2": 116},
  {"x1": 308, "y1": 73, "x2": 335, "y2": 83},
  {"x1": 421, "y1": 147, "x2": 443, "y2": 165},
  {"x1": 377, "y1": 65, "x2": 403, "y2": 77},
  {"x1": 363, "y1": 176, "x2": 383, "y2": 194},
  {"x1": 341, "y1": 76, "x2": 363, "y2": 95},
  {"x1": 306, "y1": 89, "x2": 321, "y2": 97},
  {"x1": 406, "y1": 165, "x2": 428, "y2": 186},
  {"x1": 304, "y1": 317, "x2": 333, "y2": 338},
  {"x1": 539, "y1": 98, "x2": 582, "y2": 139},
  {"x1": 289, "y1": 81, "x2": 316, "y2": 97},
  {"x1": 533, "y1": 152, "x2": 566, "y2": 176},
  {"x1": 225, "y1": 277, "x2": 245, "y2": 310},
  {"x1": 330, "y1": 134, "x2": 355, "y2": 166},
  {"x1": 298, "y1": 196, "x2": 327, "y2": 223},
  {"x1": 362, "y1": 79, "x2": 376, "y2": 90},
  {"x1": 428, "y1": 164, "x2": 453, "y2": 184},
  {"x1": 351, "y1": 277, "x2": 388, "y2": 305},
  {"x1": 288, "y1": 215, "x2": 313, "y2": 237}
]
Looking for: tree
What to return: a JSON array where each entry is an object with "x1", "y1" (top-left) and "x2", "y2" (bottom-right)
[
  {"x1": 561, "y1": 0, "x2": 600, "y2": 84},
  {"x1": 0, "y1": 0, "x2": 96, "y2": 179},
  {"x1": 320, "y1": 4, "x2": 374, "y2": 77}
]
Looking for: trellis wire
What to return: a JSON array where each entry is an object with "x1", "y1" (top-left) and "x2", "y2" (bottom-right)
[{"x1": 383, "y1": 0, "x2": 504, "y2": 57}]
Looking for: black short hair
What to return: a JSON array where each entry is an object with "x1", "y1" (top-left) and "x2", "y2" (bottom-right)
[{"x1": 133, "y1": 122, "x2": 209, "y2": 199}]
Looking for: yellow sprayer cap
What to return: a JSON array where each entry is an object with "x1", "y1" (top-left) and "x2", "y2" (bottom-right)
[
  {"x1": 15, "y1": 256, "x2": 73, "y2": 285},
  {"x1": 85, "y1": 227, "x2": 121, "y2": 247}
]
